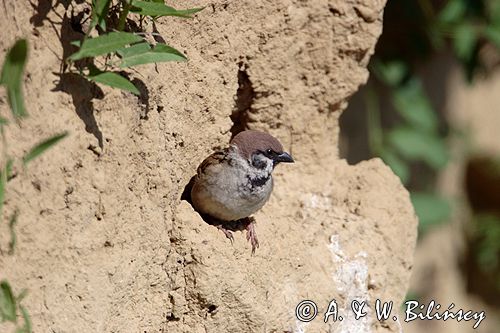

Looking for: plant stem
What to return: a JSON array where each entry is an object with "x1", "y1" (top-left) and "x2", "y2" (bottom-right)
[{"x1": 118, "y1": 0, "x2": 132, "y2": 31}]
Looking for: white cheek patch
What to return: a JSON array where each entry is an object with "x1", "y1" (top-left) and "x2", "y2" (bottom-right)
[{"x1": 249, "y1": 154, "x2": 274, "y2": 177}]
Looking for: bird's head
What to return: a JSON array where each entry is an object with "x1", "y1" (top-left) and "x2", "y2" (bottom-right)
[{"x1": 230, "y1": 130, "x2": 294, "y2": 169}]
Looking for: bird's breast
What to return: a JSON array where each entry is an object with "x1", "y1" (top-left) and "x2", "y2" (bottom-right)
[{"x1": 191, "y1": 160, "x2": 273, "y2": 221}]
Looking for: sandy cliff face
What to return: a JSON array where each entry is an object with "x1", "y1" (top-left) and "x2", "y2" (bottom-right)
[{"x1": 0, "y1": 0, "x2": 417, "y2": 332}]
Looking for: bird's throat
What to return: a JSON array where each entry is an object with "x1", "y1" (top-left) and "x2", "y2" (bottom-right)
[{"x1": 247, "y1": 173, "x2": 271, "y2": 188}]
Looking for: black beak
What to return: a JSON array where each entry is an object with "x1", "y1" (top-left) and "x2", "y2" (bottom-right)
[{"x1": 275, "y1": 151, "x2": 294, "y2": 163}]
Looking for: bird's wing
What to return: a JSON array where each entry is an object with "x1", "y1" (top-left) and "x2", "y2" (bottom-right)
[{"x1": 196, "y1": 148, "x2": 230, "y2": 176}]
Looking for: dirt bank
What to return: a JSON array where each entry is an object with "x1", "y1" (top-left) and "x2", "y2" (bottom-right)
[{"x1": 0, "y1": 0, "x2": 417, "y2": 332}]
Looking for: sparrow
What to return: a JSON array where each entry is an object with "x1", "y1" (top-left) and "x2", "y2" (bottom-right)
[{"x1": 191, "y1": 130, "x2": 294, "y2": 252}]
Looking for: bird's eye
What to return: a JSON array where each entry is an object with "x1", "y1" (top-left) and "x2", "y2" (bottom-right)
[{"x1": 266, "y1": 149, "x2": 273, "y2": 155}]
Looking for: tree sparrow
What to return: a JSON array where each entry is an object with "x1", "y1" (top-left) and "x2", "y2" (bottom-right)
[{"x1": 191, "y1": 130, "x2": 294, "y2": 252}]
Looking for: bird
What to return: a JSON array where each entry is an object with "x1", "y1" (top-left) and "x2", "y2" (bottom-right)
[{"x1": 191, "y1": 130, "x2": 294, "y2": 252}]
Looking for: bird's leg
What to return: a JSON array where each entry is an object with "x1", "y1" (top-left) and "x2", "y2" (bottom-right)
[
  {"x1": 216, "y1": 224, "x2": 234, "y2": 243},
  {"x1": 243, "y1": 217, "x2": 259, "y2": 253},
  {"x1": 201, "y1": 213, "x2": 234, "y2": 244}
]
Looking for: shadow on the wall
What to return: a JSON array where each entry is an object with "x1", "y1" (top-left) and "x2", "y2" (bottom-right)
[{"x1": 52, "y1": 72, "x2": 104, "y2": 148}]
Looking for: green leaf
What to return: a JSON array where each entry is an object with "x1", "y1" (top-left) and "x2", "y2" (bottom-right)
[
  {"x1": 0, "y1": 280, "x2": 16, "y2": 322},
  {"x1": 88, "y1": 71, "x2": 139, "y2": 94},
  {"x1": 371, "y1": 60, "x2": 407, "y2": 86},
  {"x1": 8, "y1": 210, "x2": 19, "y2": 255},
  {"x1": 387, "y1": 127, "x2": 448, "y2": 169},
  {"x1": 5, "y1": 159, "x2": 13, "y2": 180},
  {"x1": 438, "y1": 0, "x2": 466, "y2": 23},
  {"x1": 70, "y1": 40, "x2": 82, "y2": 48},
  {"x1": 116, "y1": 42, "x2": 151, "y2": 58},
  {"x1": 474, "y1": 214, "x2": 500, "y2": 270},
  {"x1": 488, "y1": 0, "x2": 500, "y2": 22},
  {"x1": 23, "y1": 132, "x2": 68, "y2": 165},
  {"x1": 404, "y1": 291, "x2": 420, "y2": 304},
  {"x1": 87, "y1": 70, "x2": 140, "y2": 95},
  {"x1": 484, "y1": 25, "x2": 500, "y2": 49},
  {"x1": 411, "y1": 192, "x2": 451, "y2": 230},
  {"x1": 119, "y1": 43, "x2": 187, "y2": 67},
  {"x1": 91, "y1": 0, "x2": 112, "y2": 30},
  {"x1": 130, "y1": 1, "x2": 204, "y2": 18},
  {"x1": 0, "y1": 159, "x2": 13, "y2": 217},
  {"x1": 392, "y1": 79, "x2": 438, "y2": 133},
  {"x1": 68, "y1": 32, "x2": 143, "y2": 61},
  {"x1": 19, "y1": 305, "x2": 31, "y2": 333},
  {"x1": 0, "y1": 39, "x2": 28, "y2": 118},
  {"x1": 428, "y1": 22, "x2": 446, "y2": 50},
  {"x1": 380, "y1": 149, "x2": 410, "y2": 184},
  {"x1": 0, "y1": 118, "x2": 6, "y2": 136},
  {"x1": 0, "y1": 162, "x2": 7, "y2": 220},
  {"x1": 453, "y1": 23, "x2": 477, "y2": 62}
]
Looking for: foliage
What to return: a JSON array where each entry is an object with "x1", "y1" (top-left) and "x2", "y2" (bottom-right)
[
  {"x1": 362, "y1": 0, "x2": 500, "y2": 306},
  {"x1": 462, "y1": 212, "x2": 500, "y2": 297},
  {"x1": 66, "y1": 0, "x2": 203, "y2": 95},
  {"x1": 0, "y1": 40, "x2": 28, "y2": 118},
  {"x1": 1, "y1": 40, "x2": 68, "y2": 230},
  {"x1": 434, "y1": 0, "x2": 500, "y2": 79},
  {"x1": 366, "y1": 61, "x2": 451, "y2": 231},
  {"x1": 22, "y1": 133, "x2": 69, "y2": 166},
  {"x1": 377, "y1": 0, "x2": 500, "y2": 80},
  {"x1": 473, "y1": 214, "x2": 500, "y2": 275},
  {"x1": 0, "y1": 280, "x2": 31, "y2": 333},
  {"x1": 366, "y1": 0, "x2": 500, "y2": 233},
  {"x1": 1, "y1": 39, "x2": 67, "y2": 333}
]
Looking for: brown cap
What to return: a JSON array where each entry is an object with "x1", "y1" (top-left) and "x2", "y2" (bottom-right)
[{"x1": 230, "y1": 130, "x2": 284, "y2": 160}]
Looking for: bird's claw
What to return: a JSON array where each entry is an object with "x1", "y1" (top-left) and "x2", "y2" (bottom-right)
[
  {"x1": 215, "y1": 218, "x2": 258, "y2": 253},
  {"x1": 217, "y1": 225, "x2": 234, "y2": 244},
  {"x1": 245, "y1": 222, "x2": 259, "y2": 254}
]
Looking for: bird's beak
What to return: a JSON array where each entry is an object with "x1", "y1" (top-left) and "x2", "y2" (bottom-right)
[{"x1": 275, "y1": 151, "x2": 294, "y2": 163}]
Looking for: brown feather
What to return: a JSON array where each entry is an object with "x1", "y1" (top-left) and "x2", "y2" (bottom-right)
[
  {"x1": 230, "y1": 130, "x2": 284, "y2": 160},
  {"x1": 196, "y1": 149, "x2": 228, "y2": 176}
]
